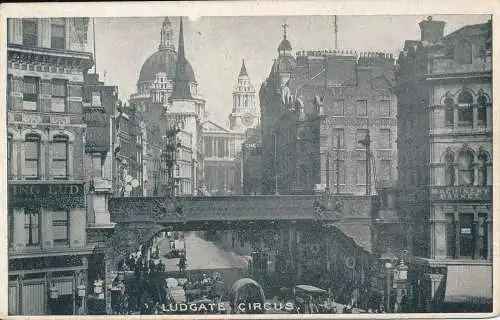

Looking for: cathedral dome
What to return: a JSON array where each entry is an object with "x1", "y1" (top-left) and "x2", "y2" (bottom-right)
[{"x1": 137, "y1": 49, "x2": 196, "y2": 84}]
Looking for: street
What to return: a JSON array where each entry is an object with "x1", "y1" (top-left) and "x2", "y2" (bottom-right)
[{"x1": 158, "y1": 232, "x2": 249, "y2": 272}]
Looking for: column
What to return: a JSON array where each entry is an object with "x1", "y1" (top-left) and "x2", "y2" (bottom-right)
[
  {"x1": 13, "y1": 207, "x2": 26, "y2": 251},
  {"x1": 70, "y1": 208, "x2": 86, "y2": 248},
  {"x1": 41, "y1": 208, "x2": 53, "y2": 249},
  {"x1": 40, "y1": 138, "x2": 47, "y2": 180},
  {"x1": 39, "y1": 79, "x2": 52, "y2": 113},
  {"x1": 11, "y1": 76, "x2": 24, "y2": 111},
  {"x1": 65, "y1": 18, "x2": 71, "y2": 50},
  {"x1": 487, "y1": 214, "x2": 492, "y2": 260},
  {"x1": 12, "y1": 138, "x2": 19, "y2": 178},
  {"x1": 472, "y1": 105, "x2": 478, "y2": 129},
  {"x1": 486, "y1": 105, "x2": 492, "y2": 129},
  {"x1": 17, "y1": 138, "x2": 24, "y2": 180},
  {"x1": 39, "y1": 18, "x2": 51, "y2": 48},
  {"x1": 453, "y1": 108, "x2": 458, "y2": 129},
  {"x1": 473, "y1": 163, "x2": 479, "y2": 186}
]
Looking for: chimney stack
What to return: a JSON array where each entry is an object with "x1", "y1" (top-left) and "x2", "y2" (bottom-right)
[{"x1": 418, "y1": 16, "x2": 446, "y2": 43}]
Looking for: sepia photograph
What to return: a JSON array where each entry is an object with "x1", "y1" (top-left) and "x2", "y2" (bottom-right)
[{"x1": 1, "y1": 1, "x2": 496, "y2": 318}]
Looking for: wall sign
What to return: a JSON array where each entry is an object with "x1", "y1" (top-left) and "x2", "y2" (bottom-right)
[{"x1": 9, "y1": 183, "x2": 85, "y2": 197}]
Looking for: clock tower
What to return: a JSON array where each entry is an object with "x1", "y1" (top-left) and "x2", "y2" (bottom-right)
[{"x1": 229, "y1": 59, "x2": 258, "y2": 132}]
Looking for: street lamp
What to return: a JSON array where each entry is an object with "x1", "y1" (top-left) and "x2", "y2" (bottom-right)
[{"x1": 384, "y1": 262, "x2": 394, "y2": 312}]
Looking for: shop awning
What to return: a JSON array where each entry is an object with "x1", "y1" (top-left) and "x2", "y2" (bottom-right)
[{"x1": 444, "y1": 265, "x2": 492, "y2": 304}]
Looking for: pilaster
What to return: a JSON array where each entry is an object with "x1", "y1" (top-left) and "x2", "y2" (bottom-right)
[
  {"x1": 9, "y1": 19, "x2": 23, "y2": 45},
  {"x1": 41, "y1": 208, "x2": 54, "y2": 249},
  {"x1": 70, "y1": 208, "x2": 87, "y2": 248},
  {"x1": 39, "y1": 18, "x2": 51, "y2": 48},
  {"x1": 424, "y1": 273, "x2": 444, "y2": 312}
]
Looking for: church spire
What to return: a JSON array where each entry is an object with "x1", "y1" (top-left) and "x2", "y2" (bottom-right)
[
  {"x1": 169, "y1": 17, "x2": 193, "y2": 100},
  {"x1": 239, "y1": 59, "x2": 248, "y2": 77},
  {"x1": 159, "y1": 17, "x2": 174, "y2": 50}
]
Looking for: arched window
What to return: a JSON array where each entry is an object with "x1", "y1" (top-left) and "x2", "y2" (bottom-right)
[
  {"x1": 477, "y1": 93, "x2": 488, "y2": 125},
  {"x1": 7, "y1": 134, "x2": 13, "y2": 179},
  {"x1": 457, "y1": 91, "x2": 473, "y2": 126},
  {"x1": 52, "y1": 135, "x2": 69, "y2": 179},
  {"x1": 444, "y1": 149, "x2": 455, "y2": 186},
  {"x1": 24, "y1": 134, "x2": 41, "y2": 179},
  {"x1": 478, "y1": 150, "x2": 490, "y2": 186},
  {"x1": 457, "y1": 150, "x2": 474, "y2": 186},
  {"x1": 444, "y1": 97, "x2": 454, "y2": 127},
  {"x1": 456, "y1": 39, "x2": 473, "y2": 64}
]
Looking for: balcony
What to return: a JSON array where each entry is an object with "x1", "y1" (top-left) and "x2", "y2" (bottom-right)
[{"x1": 430, "y1": 186, "x2": 492, "y2": 202}]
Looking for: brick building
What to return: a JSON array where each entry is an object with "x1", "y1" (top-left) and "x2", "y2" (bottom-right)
[
  {"x1": 395, "y1": 17, "x2": 492, "y2": 312},
  {"x1": 6, "y1": 17, "x2": 98, "y2": 315},
  {"x1": 259, "y1": 29, "x2": 398, "y2": 196}
]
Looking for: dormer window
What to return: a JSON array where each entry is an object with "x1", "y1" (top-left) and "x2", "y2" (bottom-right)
[{"x1": 455, "y1": 39, "x2": 472, "y2": 65}]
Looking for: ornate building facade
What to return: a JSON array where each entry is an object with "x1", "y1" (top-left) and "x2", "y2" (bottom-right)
[
  {"x1": 129, "y1": 17, "x2": 206, "y2": 196},
  {"x1": 395, "y1": 17, "x2": 492, "y2": 312},
  {"x1": 259, "y1": 28, "x2": 398, "y2": 196},
  {"x1": 6, "y1": 18, "x2": 105, "y2": 315},
  {"x1": 201, "y1": 61, "x2": 259, "y2": 195}
]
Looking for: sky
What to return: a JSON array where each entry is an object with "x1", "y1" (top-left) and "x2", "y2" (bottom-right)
[{"x1": 91, "y1": 14, "x2": 490, "y2": 124}]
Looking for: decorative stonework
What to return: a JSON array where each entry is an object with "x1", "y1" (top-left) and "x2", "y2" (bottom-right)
[
  {"x1": 22, "y1": 114, "x2": 42, "y2": 127},
  {"x1": 431, "y1": 186, "x2": 492, "y2": 201},
  {"x1": 50, "y1": 116, "x2": 71, "y2": 128}
]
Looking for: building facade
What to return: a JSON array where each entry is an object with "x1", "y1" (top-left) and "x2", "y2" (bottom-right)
[
  {"x1": 395, "y1": 17, "x2": 492, "y2": 312},
  {"x1": 6, "y1": 17, "x2": 96, "y2": 315},
  {"x1": 259, "y1": 29, "x2": 398, "y2": 196},
  {"x1": 129, "y1": 17, "x2": 206, "y2": 196},
  {"x1": 201, "y1": 61, "x2": 258, "y2": 195}
]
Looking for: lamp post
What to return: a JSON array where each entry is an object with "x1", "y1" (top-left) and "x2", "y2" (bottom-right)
[
  {"x1": 384, "y1": 262, "x2": 394, "y2": 312},
  {"x1": 49, "y1": 281, "x2": 59, "y2": 314}
]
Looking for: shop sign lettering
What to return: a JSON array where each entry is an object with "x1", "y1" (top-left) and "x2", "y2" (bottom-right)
[
  {"x1": 9, "y1": 184, "x2": 84, "y2": 197},
  {"x1": 434, "y1": 186, "x2": 491, "y2": 201}
]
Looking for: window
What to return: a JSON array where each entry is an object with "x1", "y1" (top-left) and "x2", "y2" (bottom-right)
[
  {"x1": 50, "y1": 18, "x2": 65, "y2": 49},
  {"x1": 379, "y1": 129, "x2": 391, "y2": 149},
  {"x1": 8, "y1": 209, "x2": 13, "y2": 248},
  {"x1": 7, "y1": 134, "x2": 13, "y2": 179},
  {"x1": 23, "y1": 77, "x2": 38, "y2": 110},
  {"x1": 136, "y1": 151, "x2": 142, "y2": 164},
  {"x1": 175, "y1": 165, "x2": 180, "y2": 177},
  {"x1": 356, "y1": 160, "x2": 366, "y2": 185},
  {"x1": 444, "y1": 97, "x2": 454, "y2": 127},
  {"x1": 51, "y1": 79, "x2": 66, "y2": 112},
  {"x1": 379, "y1": 100, "x2": 391, "y2": 117},
  {"x1": 478, "y1": 151, "x2": 490, "y2": 186},
  {"x1": 332, "y1": 100, "x2": 344, "y2": 116},
  {"x1": 444, "y1": 149, "x2": 455, "y2": 186},
  {"x1": 244, "y1": 96, "x2": 249, "y2": 108},
  {"x1": 52, "y1": 211, "x2": 69, "y2": 245},
  {"x1": 459, "y1": 213, "x2": 474, "y2": 258},
  {"x1": 22, "y1": 19, "x2": 37, "y2": 47},
  {"x1": 457, "y1": 150, "x2": 474, "y2": 186},
  {"x1": 24, "y1": 134, "x2": 40, "y2": 179},
  {"x1": 356, "y1": 100, "x2": 367, "y2": 117},
  {"x1": 332, "y1": 128, "x2": 344, "y2": 148},
  {"x1": 356, "y1": 129, "x2": 368, "y2": 148},
  {"x1": 52, "y1": 135, "x2": 68, "y2": 179},
  {"x1": 379, "y1": 160, "x2": 392, "y2": 181},
  {"x1": 457, "y1": 91, "x2": 473, "y2": 125},
  {"x1": 456, "y1": 39, "x2": 473, "y2": 65},
  {"x1": 91, "y1": 91, "x2": 102, "y2": 107},
  {"x1": 446, "y1": 213, "x2": 456, "y2": 258},
  {"x1": 331, "y1": 160, "x2": 345, "y2": 185},
  {"x1": 477, "y1": 94, "x2": 488, "y2": 125},
  {"x1": 24, "y1": 208, "x2": 40, "y2": 246}
]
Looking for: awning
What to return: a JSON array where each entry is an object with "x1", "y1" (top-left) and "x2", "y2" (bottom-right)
[{"x1": 444, "y1": 265, "x2": 492, "y2": 304}]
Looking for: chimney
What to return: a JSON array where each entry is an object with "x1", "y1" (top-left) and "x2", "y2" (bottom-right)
[{"x1": 418, "y1": 16, "x2": 446, "y2": 43}]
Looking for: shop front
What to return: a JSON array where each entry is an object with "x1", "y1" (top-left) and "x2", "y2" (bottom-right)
[{"x1": 8, "y1": 182, "x2": 91, "y2": 316}]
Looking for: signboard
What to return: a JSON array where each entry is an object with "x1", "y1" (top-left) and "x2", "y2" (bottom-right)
[
  {"x1": 461, "y1": 228, "x2": 471, "y2": 234},
  {"x1": 433, "y1": 186, "x2": 491, "y2": 201},
  {"x1": 9, "y1": 183, "x2": 85, "y2": 197}
]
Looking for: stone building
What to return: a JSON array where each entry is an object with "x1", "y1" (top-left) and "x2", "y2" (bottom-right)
[
  {"x1": 129, "y1": 17, "x2": 206, "y2": 196},
  {"x1": 395, "y1": 17, "x2": 492, "y2": 312},
  {"x1": 201, "y1": 61, "x2": 258, "y2": 195},
  {"x1": 6, "y1": 17, "x2": 103, "y2": 315},
  {"x1": 259, "y1": 28, "x2": 398, "y2": 196}
]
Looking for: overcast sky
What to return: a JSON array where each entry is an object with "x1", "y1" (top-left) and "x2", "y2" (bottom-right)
[{"x1": 91, "y1": 15, "x2": 490, "y2": 124}]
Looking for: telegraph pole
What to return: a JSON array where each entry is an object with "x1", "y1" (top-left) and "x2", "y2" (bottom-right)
[
  {"x1": 336, "y1": 135, "x2": 340, "y2": 194},
  {"x1": 334, "y1": 15, "x2": 338, "y2": 50},
  {"x1": 325, "y1": 151, "x2": 330, "y2": 195}
]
